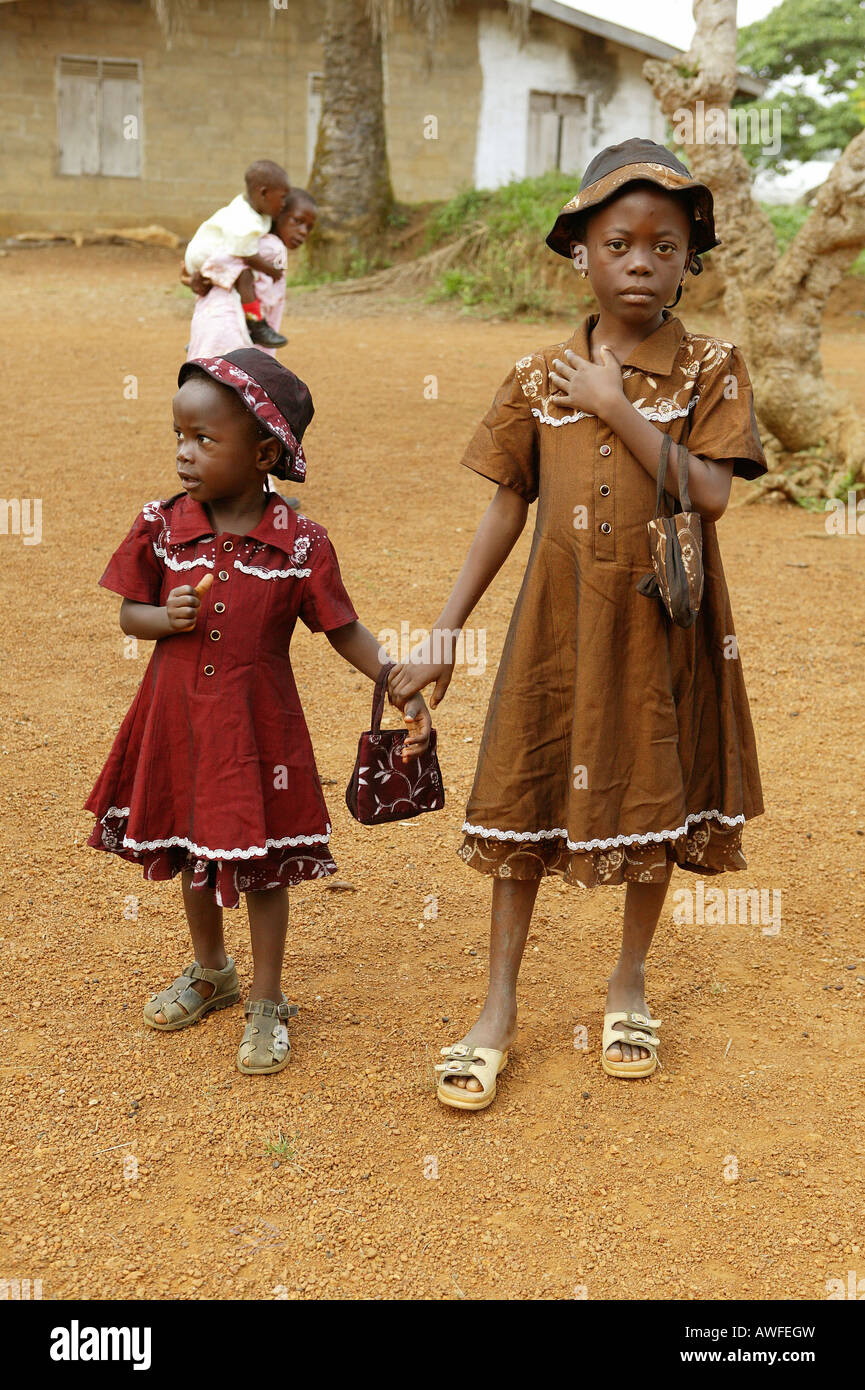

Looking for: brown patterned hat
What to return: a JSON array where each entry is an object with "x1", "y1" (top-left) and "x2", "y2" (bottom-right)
[{"x1": 546, "y1": 138, "x2": 720, "y2": 261}]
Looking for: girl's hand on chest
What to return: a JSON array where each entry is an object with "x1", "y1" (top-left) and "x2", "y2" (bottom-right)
[{"x1": 549, "y1": 345, "x2": 624, "y2": 422}]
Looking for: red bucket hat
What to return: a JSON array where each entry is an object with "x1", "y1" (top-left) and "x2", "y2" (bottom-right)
[{"x1": 177, "y1": 348, "x2": 313, "y2": 483}]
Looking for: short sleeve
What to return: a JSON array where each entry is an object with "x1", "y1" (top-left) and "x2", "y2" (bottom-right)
[
  {"x1": 687, "y1": 347, "x2": 767, "y2": 480},
  {"x1": 99, "y1": 511, "x2": 164, "y2": 604},
  {"x1": 460, "y1": 366, "x2": 540, "y2": 503},
  {"x1": 221, "y1": 198, "x2": 269, "y2": 258},
  {"x1": 222, "y1": 226, "x2": 266, "y2": 259},
  {"x1": 299, "y1": 537, "x2": 359, "y2": 634}
]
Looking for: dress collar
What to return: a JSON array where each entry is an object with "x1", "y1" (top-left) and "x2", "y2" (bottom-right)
[
  {"x1": 168, "y1": 489, "x2": 299, "y2": 555},
  {"x1": 569, "y1": 311, "x2": 686, "y2": 376}
]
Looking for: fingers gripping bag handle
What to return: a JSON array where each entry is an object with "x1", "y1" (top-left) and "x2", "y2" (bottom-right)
[{"x1": 345, "y1": 662, "x2": 445, "y2": 825}]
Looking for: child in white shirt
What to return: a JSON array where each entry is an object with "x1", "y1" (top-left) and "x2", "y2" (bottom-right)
[{"x1": 184, "y1": 160, "x2": 290, "y2": 347}]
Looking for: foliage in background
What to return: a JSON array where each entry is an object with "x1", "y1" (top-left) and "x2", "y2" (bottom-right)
[
  {"x1": 423, "y1": 171, "x2": 586, "y2": 317},
  {"x1": 424, "y1": 178, "x2": 865, "y2": 316},
  {"x1": 735, "y1": 0, "x2": 865, "y2": 170},
  {"x1": 283, "y1": 173, "x2": 865, "y2": 312}
]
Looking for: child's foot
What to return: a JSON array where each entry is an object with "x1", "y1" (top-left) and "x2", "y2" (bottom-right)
[
  {"x1": 144, "y1": 958, "x2": 239, "y2": 1029},
  {"x1": 236, "y1": 994, "x2": 297, "y2": 1074},
  {"x1": 438, "y1": 1004, "x2": 516, "y2": 1097},
  {"x1": 603, "y1": 966, "x2": 652, "y2": 1063},
  {"x1": 246, "y1": 318, "x2": 287, "y2": 348}
]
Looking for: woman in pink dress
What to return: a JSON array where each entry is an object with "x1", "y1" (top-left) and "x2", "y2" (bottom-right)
[{"x1": 181, "y1": 190, "x2": 317, "y2": 360}]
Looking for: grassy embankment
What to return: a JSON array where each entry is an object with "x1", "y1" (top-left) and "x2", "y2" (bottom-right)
[{"x1": 288, "y1": 172, "x2": 865, "y2": 318}]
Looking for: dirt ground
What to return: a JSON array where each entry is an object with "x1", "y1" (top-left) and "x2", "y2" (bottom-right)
[{"x1": 1, "y1": 244, "x2": 863, "y2": 1302}]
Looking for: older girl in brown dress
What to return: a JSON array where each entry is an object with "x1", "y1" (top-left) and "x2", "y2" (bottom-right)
[{"x1": 390, "y1": 139, "x2": 767, "y2": 1105}]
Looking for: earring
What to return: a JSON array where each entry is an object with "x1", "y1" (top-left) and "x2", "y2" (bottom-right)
[
  {"x1": 580, "y1": 269, "x2": 588, "y2": 279},
  {"x1": 663, "y1": 278, "x2": 685, "y2": 310}
]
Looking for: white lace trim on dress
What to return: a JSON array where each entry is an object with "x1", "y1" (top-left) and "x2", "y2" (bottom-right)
[
  {"x1": 461, "y1": 808, "x2": 745, "y2": 852},
  {"x1": 531, "y1": 407, "x2": 592, "y2": 427},
  {"x1": 532, "y1": 394, "x2": 701, "y2": 429},
  {"x1": 152, "y1": 543, "x2": 212, "y2": 572},
  {"x1": 232, "y1": 559, "x2": 311, "y2": 580},
  {"x1": 121, "y1": 828, "x2": 332, "y2": 859},
  {"x1": 636, "y1": 394, "x2": 701, "y2": 423}
]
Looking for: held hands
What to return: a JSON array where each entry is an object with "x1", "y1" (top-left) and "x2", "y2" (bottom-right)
[
  {"x1": 549, "y1": 345, "x2": 624, "y2": 421},
  {"x1": 165, "y1": 574, "x2": 213, "y2": 632},
  {"x1": 388, "y1": 629, "x2": 458, "y2": 710},
  {"x1": 397, "y1": 693, "x2": 432, "y2": 761}
]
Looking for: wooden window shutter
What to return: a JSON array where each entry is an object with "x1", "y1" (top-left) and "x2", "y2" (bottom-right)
[
  {"x1": 58, "y1": 57, "x2": 100, "y2": 176},
  {"x1": 100, "y1": 60, "x2": 142, "y2": 177}
]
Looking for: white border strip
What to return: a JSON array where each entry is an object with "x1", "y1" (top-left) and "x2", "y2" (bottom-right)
[{"x1": 461, "y1": 808, "x2": 744, "y2": 853}]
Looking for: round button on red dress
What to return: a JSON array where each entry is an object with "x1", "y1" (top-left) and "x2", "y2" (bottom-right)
[
  {"x1": 218, "y1": 570, "x2": 229, "y2": 581},
  {"x1": 203, "y1": 664, "x2": 215, "y2": 676},
  {"x1": 214, "y1": 602, "x2": 225, "y2": 614},
  {"x1": 210, "y1": 630, "x2": 221, "y2": 641},
  {"x1": 223, "y1": 540, "x2": 234, "y2": 552}
]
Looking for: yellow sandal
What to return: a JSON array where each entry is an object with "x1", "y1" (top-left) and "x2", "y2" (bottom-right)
[
  {"x1": 601, "y1": 1011, "x2": 662, "y2": 1079},
  {"x1": 435, "y1": 1042, "x2": 510, "y2": 1111}
]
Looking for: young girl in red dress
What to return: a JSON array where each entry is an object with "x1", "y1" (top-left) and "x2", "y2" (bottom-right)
[{"x1": 87, "y1": 348, "x2": 430, "y2": 1075}]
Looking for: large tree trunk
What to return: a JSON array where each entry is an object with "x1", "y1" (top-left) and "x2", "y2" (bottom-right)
[
  {"x1": 643, "y1": 0, "x2": 865, "y2": 498},
  {"x1": 307, "y1": 0, "x2": 393, "y2": 274}
]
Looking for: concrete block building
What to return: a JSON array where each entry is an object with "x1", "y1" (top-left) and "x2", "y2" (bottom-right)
[{"x1": 0, "y1": 0, "x2": 763, "y2": 236}]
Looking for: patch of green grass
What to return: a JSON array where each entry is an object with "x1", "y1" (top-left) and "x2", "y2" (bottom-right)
[
  {"x1": 284, "y1": 254, "x2": 342, "y2": 290},
  {"x1": 425, "y1": 171, "x2": 577, "y2": 251},
  {"x1": 263, "y1": 1128, "x2": 299, "y2": 1161}
]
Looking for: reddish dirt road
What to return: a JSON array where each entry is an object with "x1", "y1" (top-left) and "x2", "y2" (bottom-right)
[{"x1": 0, "y1": 245, "x2": 863, "y2": 1300}]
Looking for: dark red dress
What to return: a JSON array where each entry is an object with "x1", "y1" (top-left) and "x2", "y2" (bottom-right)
[{"x1": 86, "y1": 490, "x2": 358, "y2": 907}]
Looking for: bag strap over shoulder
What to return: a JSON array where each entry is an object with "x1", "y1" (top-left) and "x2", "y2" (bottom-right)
[{"x1": 370, "y1": 661, "x2": 396, "y2": 733}]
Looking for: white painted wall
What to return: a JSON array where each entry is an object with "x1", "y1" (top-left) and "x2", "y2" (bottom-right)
[{"x1": 473, "y1": 8, "x2": 668, "y2": 189}]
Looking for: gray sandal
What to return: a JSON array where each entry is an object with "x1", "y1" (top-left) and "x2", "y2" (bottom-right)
[
  {"x1": 143, "y1": 958, "x2": 241, "y2": 1031},
  {"x1": 236, "y1": 996, "x2": 298, "y2": 1074}
]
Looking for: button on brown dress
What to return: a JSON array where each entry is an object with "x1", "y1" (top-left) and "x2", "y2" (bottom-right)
[{"x1": 458, "y1": 312, "x2": 767, "y2": 887}]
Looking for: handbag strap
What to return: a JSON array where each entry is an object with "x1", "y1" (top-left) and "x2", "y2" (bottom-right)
[
  {"x1": 370, "y1": 661, "x2": 396, "y2": 733},
  {"x1": 675, "y1": 435, "x2": 693, "y2": 513},
  {"x1": 654, "y1": 432, "x2": 673, "y2": 516},
  {"x1": 654, "y1": 432, "x2": 693, "y2": 516}
]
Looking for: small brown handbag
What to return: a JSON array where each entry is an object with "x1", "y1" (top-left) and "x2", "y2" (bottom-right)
[
  {"x1": 636, "y1": 432, "x2": 704, "y2": 629},
  {"x1": 345, "y1": 664, "x2": 445, "y2": 825}
]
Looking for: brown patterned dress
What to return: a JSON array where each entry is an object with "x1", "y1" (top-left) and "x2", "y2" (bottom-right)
[{"x1": 458, "y1": 311, "x2": 767, "y2": 888}]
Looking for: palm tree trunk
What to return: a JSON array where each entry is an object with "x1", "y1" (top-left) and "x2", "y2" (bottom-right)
[
  {"x1": 307, "y1": 0, "x2": 394, "y2": 274},
  {"x1": 644, "y1": 0, "x2": 865, "y2": 497}
]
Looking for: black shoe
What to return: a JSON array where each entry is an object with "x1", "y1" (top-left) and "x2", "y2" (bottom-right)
[{"x1": 246, "y1": 317, "x2": 287, "y2": 348}]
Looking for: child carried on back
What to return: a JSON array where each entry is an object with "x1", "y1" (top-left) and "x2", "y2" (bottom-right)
[
  {"x1": 184, "y1": 159, "x2": 290, "y2": 348},
  {"x1": 182, "y1": 189, "x2": 317, "y2": 361}
]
